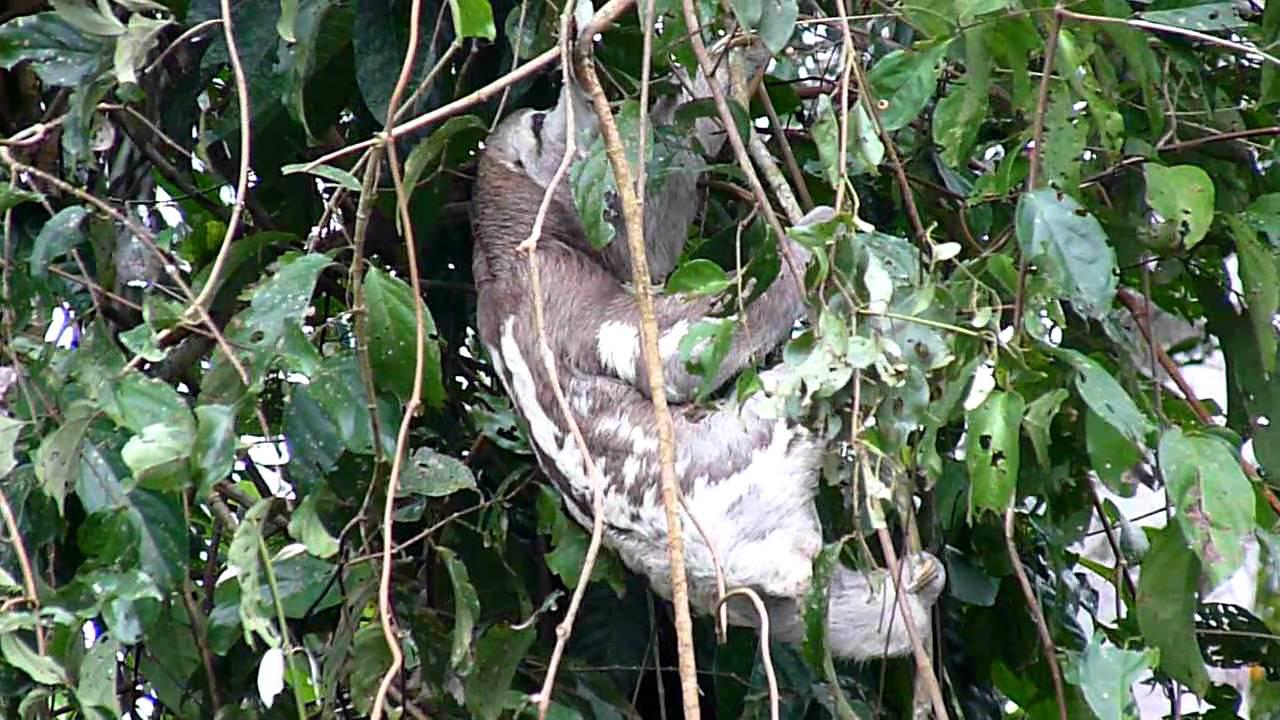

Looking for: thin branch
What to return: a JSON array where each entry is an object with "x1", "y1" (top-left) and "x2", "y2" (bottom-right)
[
  {"x1": 1004, "y1": 506, "x2": 1068, "y2": 720},
  {"x1": 368, "y1": 0, "x2": 431, "y2": 714},
  {"x1": 300, "y1": 0, "x2": 640, "y2": 172},
  {"x1": 575, "y1": 35, "x2": 703, "y2": 720},
  {"x1": 0, "y1": 485, "x2": 44, "y2": 654},
  {"x1": 873, "y1": 527, "x2": 948, "y2": 720},
  {"x1": 188, "y1": 0, "x2": 254, "y2": 313},
  {"x1": 1059, "y1": 8, "x2": 1280, "y2": 69},
  {"x1": 515, "y1": 9, "x2": 615, "y2": 719},
  {"x1": 714, "y1": 588, "x2": 780, "y2": 720},
  {"x1": 0, "y1": 150, "x2": 251, "y2": 386},
  {"x1": 1012, "y1": 5, "x2": 1063, "y2": 338},
  {"x1": 756, "y1": 85, "x2": 813, "y2": 212},
  {"x1": 844, "y1": 20, "x2": 927, "y2": 245}
]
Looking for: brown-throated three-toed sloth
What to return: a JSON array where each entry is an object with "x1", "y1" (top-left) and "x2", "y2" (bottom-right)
[{"x1": 471, "y1": 42, "x2": 944, "y2": 659}]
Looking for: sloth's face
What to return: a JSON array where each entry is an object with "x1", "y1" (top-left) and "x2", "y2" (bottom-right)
[{"x1": 485, "y1": 108, "x2": 548, "y2": 177}]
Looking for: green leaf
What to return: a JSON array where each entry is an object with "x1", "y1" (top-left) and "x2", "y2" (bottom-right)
[
  {"x1": 29, "y1": 205, "x2": 89, "y2": 278},
  {"x1": 0, "y1": 634, "x2": 67, "y2": 685},
  {"x1": 757, "y1": 0, "x2": 797, "y2": 53},
  {"x1": 112, "y1": 14, "x2": 170, "y2": 85},
  {"x1": 933, "y1": 26, "x2": 991, "y2": 168},
  {"x1": 36, "y1": 402, "x2": 93, "y2": 514},
  {"x1": 287, "y1": 492, "x2": 340, "y2": 558},
  {"x1": 50, "y1": 0, "x2": 124, "y2": 36},
  {"x1": 227, "y1": 498, "x2": 277, "y2": 646},
  {"x1": 278, "y1": 0, "x2": 299, "y2": 41},
  {"x1": 1055, "y1": 348, "x2": 1153, "y2": 447},
  {"x1": 0, "y1": 186, "x2": 44, "y2": 213},
  {"x1": 1137, "y1": 3, "x2": 1247, "y2": 31},
  {"x1": 363, "y1": 265, "x2": 445, "y2": 407},
  {"x1": 438, "y1": 547, "x2": 480, "y2": 672},
  {"x1": 1023, "y1": 388, "x2": 1068, "y2": 468},
  {"x1": 280, "y1": 162, "x2": 363, "y2": 191},
  {"x1": 449, "y1": 0, "x2": 496, "y2": 40},
  {"x1": 801, "y1": 542, "x2": 840, "y2": 671},
  {"x1": 191, "y1": 405, "x2": 238, "y2": 497},
  {"x1": 730, "y1": 0, "x2": 762, "y2": 27},
  {"x1": 227, "y1": 252, "x2": 330, "y2": 354},
  {"x1": 399, "y1": 447, "x2": 476, "y2": 497},
  {"x1": 464, "y1": 624, "x2": 536, "y2": 720},
  {"x1": 535, "y1": 485, "x2": 624, "y2": 594},
  {"x1": 0, "y1": 12, "x2": 108, "y2": 86},
  {"x1": 1145, "y1": 164, "x2": 1215, "y2": 249},
  {"x1": 966, "y1": 390, "x2": 1024, "y2": 512},
  {"x1": 1015, "y1": 189, "x2": 1118, "y2": 318},
  {"x1": 1086, "y1": 409, "x2": 1142, "y2": 495},
  {"x1": 868, "y1": 40, "x2": 952, "y2": 132},
  {"x1": 572, "y1": 137, "x2": 619, "y2": 251},
  {"x1": 401, "y1": 115, "x2": 488, "y2": 195},
  {"x1": 121, "y1": 420, "x2": 196, "y2": 491},
  {"x1": 1136, "y1": 523, "x2": 1209, "y2": 694},
  {"x1": 1229, "y1": 217, "x2": 1278, "y2": 375},
  {"x1": 665, "y1": 259, "x2": 730, "y2": 295},
  {"x1": 78, "y1": 635, "x2": 121, "y2": 716},
  {"x1": 0, "y1": 416, "x2": 22, "y2": 479},
  {"x1": 957, "y1": 0, "x2": 1006, "y2": 24},
  {"x1": 1040, "y1": 87, "x2": 1086, "y2": 190},
  {"x1": 1159, "y1": 428, "x2": 1255, "y2": 587},
  {"x1": 1067, "y1": 633, "x2": 1157, "y2": 720}
]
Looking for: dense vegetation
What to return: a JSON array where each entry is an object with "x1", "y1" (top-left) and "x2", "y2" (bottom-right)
[{"x1": 1, "y1": 0, "x2": 1278, "y2": 717}]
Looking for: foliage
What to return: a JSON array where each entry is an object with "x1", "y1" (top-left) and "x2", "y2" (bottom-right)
[{"x1": 0, "y1": 0, "x2": 1278, "y2": 718}]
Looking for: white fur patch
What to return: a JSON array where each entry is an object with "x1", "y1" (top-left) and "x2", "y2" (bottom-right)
[
  {"x1": 499, "y1": 318, "x2": 562, "y2": 457},
  {"x1": 597, "y1": 321, "x2": 640, "y2": 383},
  {"x1": 658, "y1": 319, "x2": 689, "y2": 360}
]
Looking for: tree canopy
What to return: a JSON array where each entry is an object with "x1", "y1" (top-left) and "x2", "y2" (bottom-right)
[{"x1": 1, "y1": 0, "x2": 1279, "y2": 718}]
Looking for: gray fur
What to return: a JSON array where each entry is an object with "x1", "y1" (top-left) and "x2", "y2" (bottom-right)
[{"x1": 471, "y1": 61, "x2": 944, "y2": 658}]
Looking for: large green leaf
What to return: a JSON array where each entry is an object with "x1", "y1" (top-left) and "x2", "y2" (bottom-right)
[
  {"x1": 1136, "y1": 524, "x2": 1209, "y2": 694},
  {"x1": 1016, "y1": 189, "x2": 1117, "y2": 318},
  {"x1": 364, "y1": 265, "x2": 445, "y2": 407},
  {"x1": 0, "y1": 12, "x2": 109, "y2": 86},
  {"x1": 1158, "y1": 428, "x2": 1255, "y2": 587},
  {"x1": 1145, "y1": 164, "x2": 1215, "y2": 249},
  {"x1": 1067, "y1": 633, "x2": 1157, "y2": 720},
  {"x1": 868, "y1": 40, "x2": 952, "y2": 132},
  {"x1": 1055, "y1": 348, "x2": 1154, "y2": 447}
]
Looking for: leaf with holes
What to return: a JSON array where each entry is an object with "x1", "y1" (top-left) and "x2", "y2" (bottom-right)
[
  {"x1": 966, "y1": 390, "x2": 1024, "y2": 513},
  {"x1": 1159, "y1": 427, "x2": 1255, "y2": 587},
  {"x1": 1146, "y1": 164, "x2": 1215, "y2": 249},
  {"x1": 869, "y1": 40, "x2": 952, "y2": 132}
]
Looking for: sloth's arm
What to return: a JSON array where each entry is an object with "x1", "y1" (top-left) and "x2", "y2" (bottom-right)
[{"x1": 582, "y1": 207, "x2": 831, "y2": 403}]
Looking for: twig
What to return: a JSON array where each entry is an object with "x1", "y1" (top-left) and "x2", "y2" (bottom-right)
[
  {"x1": 259, "y1": 536, "x2": 309, "y2": 720},
  {"x1": 300, "y1": 0, "x2": 640, "y2": 172},
  {"x1": 1004, "y1": 506, "x2": 1068, "y2": 720},
  {"x1": 844, "y1": 17, "x2": 927, "y2": 246},
  {"x1": 188, "y1": 0, "x2": 254, "y2": 314},
  {"x1": 575, "y1": 34, "x2": 703, "y2": 720},
  {"x1": 1059, "y1": 8, "x2": 1280, "y2": 69},
  {"x1": 756, "y1": 86, "x2": 813, "y2": 212},
  {"x1": 519, "y1": 9, "x2": 615, "y2": 719},
  {"x1": 873, "y1": 527, "x2": 948, "y2": 720},
  {"x1": 181, "y1": 579, "x2": 224, "y2": 712},
  {"x1": 0, "y1": 485, "x2": 44, "y2": 654},
  {"x1": 1012, "y1": 5, "x2": 1063, "y2": 338},
  {"x1": 0, "y1": 150, "x2": 251, "y2": 386},
  {"x1": 1114, "y1": 290, "x2": 1277, "y2": 513},
  {"x1": 368, "y1": 0, "x2": 431, "y2": 715},
  {"x1": 714, "y1": 588, "x2": 780, "y2": 720}
]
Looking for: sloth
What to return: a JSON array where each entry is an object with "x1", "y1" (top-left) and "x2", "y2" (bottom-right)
[{"x1": 471, "y1": 52, "x2": 944, "y2": 659}]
